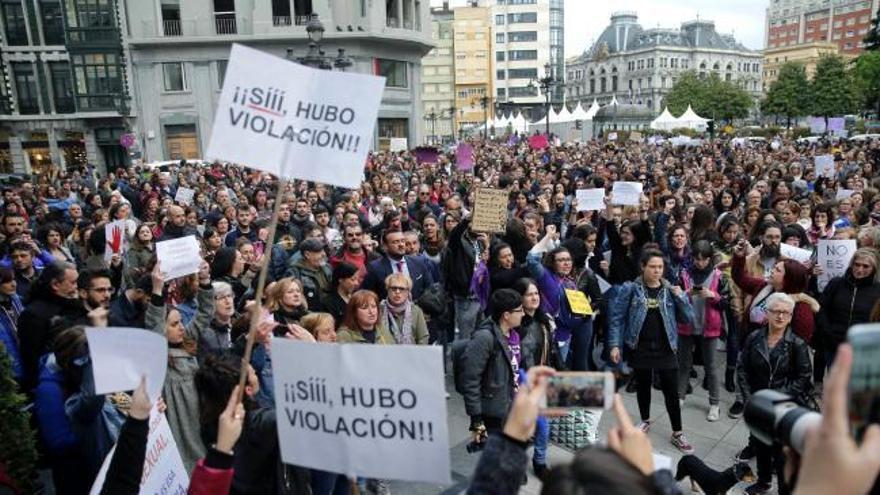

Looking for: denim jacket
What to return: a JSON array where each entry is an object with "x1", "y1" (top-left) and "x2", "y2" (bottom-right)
[{"x1": 607, "y1": 278, "x2": 695, "y2": 353}]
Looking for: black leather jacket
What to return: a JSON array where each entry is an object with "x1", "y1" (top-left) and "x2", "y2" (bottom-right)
[
  {"x1": 461, "y1": 318, "x2": 515, "y2": 425},
  {"x1": 736, "y1": 326, "x2": 812, "y2": 404}
]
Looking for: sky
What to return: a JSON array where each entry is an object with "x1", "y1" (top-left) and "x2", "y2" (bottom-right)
[{"x1": 429, "y1": 0, "x2": 768, "y2": 56}]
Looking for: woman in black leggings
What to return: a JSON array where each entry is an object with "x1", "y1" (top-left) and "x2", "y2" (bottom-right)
[{"x1": 609, "y1": 248, "x2": 696, "y2": 454}]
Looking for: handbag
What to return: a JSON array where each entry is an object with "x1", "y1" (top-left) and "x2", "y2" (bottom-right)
[{"x1": 548, "y1": 408, "x2": 603, "y2": 451}]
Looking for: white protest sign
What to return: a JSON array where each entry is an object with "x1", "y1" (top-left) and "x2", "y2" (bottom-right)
[
  {"x1": 611, "y1": 181, "x2": 643, "y2": 205},
  {"x1": 85, "y1": 327, "x2": 167, "y2": 401},
  {"x1": 608, "y1": 132, "x2": 618, "y2": 141},
  {"x1": 596, "y1": 275, "x2": 611, "y2": 294},
  {"x1": 575, "y1": 188, "x2": 605, "y2": 211},
  {"x1": 836, "y1": 189, "x2": 855, "y2": 200},
  {"x1": 817, "y1": 239, "x2": 856, "y2": 291},
  {"x1": 272, "y1": 340, "x2": 450, "y2": 484},
  {"x1": 207, "y1": 44, "x2": 385, "y2": 189},
  {"x1": 104, "y1": 220, "x2": 128, "y2": 264},
  {"x1": 90, "y1": 409, "x2": 189, "y2": 495},
  {"x1": 814, "y1": 154, "x2": 834, "y2": 178},
  {"x1": 389, "y1": 137, "x2": 408, "y2": 152},
  {"x1": 780, "y1": 243, "x2": 813, "y2": 263},
  {"x1": 155, "y1": 235, "x2": 201, "y2": 281},
  {"x1": 174, "y1": 186, "x2": 195, "y2": 205}
]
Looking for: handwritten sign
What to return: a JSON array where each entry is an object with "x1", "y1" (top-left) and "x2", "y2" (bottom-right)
[
  {"x1": 472, "y1": 187, "x2": 509, "y2": 233},
  {"x1": 86, "y1": 327, "x2": 168, "y2": 401},
  {"x1": 155, "y1": 235, "x2": 201, "y2": 280},
  {"x1": 817, "y1": 239, "x2": 856, "y2": 291},
  {"x1": 564, "y1": 289, "x2": 593, "y2": 315},
  {"x1": 206, "y1": 44, "x2": 385, "y2": 188},
  {"x1": 611, "y1": 181, "x2": 643, "y2": 206},
  {"x1": 272, "y1": 340, "x2": 450, "y2": 484},
  {"x1": 814, "y1": 154, "x2": 834, "y2": 178},
  {"x1": 174, "y1": 186, "x2": 195, "y2": 205},
  {"x1": 389, "y1": 137, "x2": 408, "y2": 152},
  {"x1": 575, "y1": 188, "x2": 605, "y2": 212},
  {"x1": 608, "y1": 132, "x2": 618, "y2": 141}
]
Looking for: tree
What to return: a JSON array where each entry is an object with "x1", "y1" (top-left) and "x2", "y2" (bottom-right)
[
  {"x1": 865, "y1": 8, "x2": 880, "y2": 51},
  {"x1": 810, "y1": 53, "x2": 858, "y2": 123},
  {"x1": 664, "y1": 71, "x2": 752, "y2": 122},
  {"x1": 853, "y1": 50, "x2": 880, "y2": 116},
  {"x1": 0, "y1": 346, "x2": 37, "y2": 493},
  {"x1": 762, "y1": 62, "x2": 811, "y2": 128}
]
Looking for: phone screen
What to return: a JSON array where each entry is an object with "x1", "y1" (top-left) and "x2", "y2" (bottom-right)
[
  {"x1": 848, "y1": 324, "x2": 880, "y2": 442},
  {"x1": 541, "y1": 372, "x2": 614, "y2": 412}
]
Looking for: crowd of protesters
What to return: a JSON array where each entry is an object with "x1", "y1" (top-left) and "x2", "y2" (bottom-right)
[{"x1": 0, "y1": 132, "x2": 879, "y2": 495}]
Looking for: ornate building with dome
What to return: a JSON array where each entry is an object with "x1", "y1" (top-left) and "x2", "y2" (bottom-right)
[{"x1": 565, "y1": 12, "x2": 764, "y2": 114}]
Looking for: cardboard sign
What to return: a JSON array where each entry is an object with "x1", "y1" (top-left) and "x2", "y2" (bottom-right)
[
  {"x1": 86, "y1": 327, "x2": 168, "y2": 401},
  {"x1": 575, "y1": 188, "x2": 605, "y2": 212},
  {"x1": 611, "y1": 181, "x2": 643, "y2": 206},
  {"x1": 90, "y1": 409, "x2": 189, "y2": 495},
  {"x1": 155, "y1": 235, "x2": 201, "y2": 280},
  {"x1": 271, "y1": 340, "x2": 450, "y2": 484},
  {"x1": 174, "y1": 186, "x2": 195, "y2": 205},
  {"x1": 817, "y1": 239, "x2": 856, "y2": 291},
  {"x1": 206, "y1": 44, "x2": 385, "y2": 189},
  {"x1": 472, "y1": 187, "x2": 509, "y2": 233},
  {"x1": 608, "y1": 132, "x2": 618, "y2": 141},
  {"x1": 780, "y1": 243, "x2": 813, "y2": 264},
  {"x1": 455, "y1": 143, "x2": 475, "y2": 171},
  {"x1": 628, "y1": 131, "x2": 642, "y2": 142},
  {"x1": 104, "y1": 220, "x2": 128, "y2": 264},
  {"x1": 814, "y1": 154, "x2": 834, "y2": 178},
  {"x1": 564, "y1": 289, "x2": 593, "y2": 315},
  {"x1": 389, "y1": 137, "x2": 408, "y2": 152}
]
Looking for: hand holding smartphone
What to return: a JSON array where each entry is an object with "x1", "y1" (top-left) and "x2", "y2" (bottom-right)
[{"x1": 847, "y1": 323, "x2": 880, "y2": 442}]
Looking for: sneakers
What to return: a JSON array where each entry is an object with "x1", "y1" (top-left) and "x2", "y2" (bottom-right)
[
  {"x1": 738, "y1": 445, "x2": 756, "y2": 461},
  {"x1": 671, "y1": 432, "x2": 695, "y2": 454},
  {"x1": 725, "y1": 368, "x2": 736, "y2": 393},
  {"x1": 636, "y1": 420, "x2": 652, "y2": 433},
  {"x1": 744, "y1": 481, "x2": 772, "y2": 494},
  {"x1": 728, "y1": 401, "x2": 745, "y2": 419},
  {"x1": 707, "y1": 405, "x2": 721, "y2": 422}
]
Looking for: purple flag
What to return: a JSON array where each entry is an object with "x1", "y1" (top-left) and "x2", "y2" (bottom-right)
[
  {"x1": 456, "y1": 143, "x2": 474, "y2": 171},
  {"x1": 507, "y1": 135, "x2": 519, "y2": 147},
  {"x1": 413, "y1": 146, "x2": 439, "y2": 164},
  {"x1": 827, "y1": 118, "x2": 844, "y2": 131}
]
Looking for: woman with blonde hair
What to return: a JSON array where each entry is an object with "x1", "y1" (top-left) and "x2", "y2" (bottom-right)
[
  {"x1": 298, "y1": 312, "x2": 337, "y2": 343},
  {"x1": 265, "y1": 277, "x2": 308, "y2": 325},
  {"x1": 379, "y1": 273, "x2": 429, "y2": 345},
  {"x1": 337, "y1": 290, "x2": 394, "y2": 344}
]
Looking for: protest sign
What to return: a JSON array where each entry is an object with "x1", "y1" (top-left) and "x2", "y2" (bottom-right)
[
  {"x1": 155, "y1": 235, "x2": 201, "y2": 280},
  {"x1": 817, "y1": 239, "x2": 856, "y2": 291},
  {"x1": 389, "y1": 137, "x2": 408, "y2": 152},
  {"x1": 608, "y1": 132, "x2": 618, "y2": 141},
  {"x1": 85, "y1": 327, "x2": 167, "y2": 401},
  {"x1": 104, "y1": 220, "x2": 128, "y2": 264},
  {"x1": 472, "y1": 187, "x2": 509, "y2": 233},
  {"x1": 272, "y1": 340, "x2": 450, "y2": 484},
  {"x1": 455, "y1": 143, "x2": 474, "y2": 171},
  {"x1": 596, "y1": 275, "x2": 611, "y2": 294},
  {"x1": 206, "y1": 44, "x2": 384, "y2": 189},
  {"x1": 628, "y1": 131, "x2": 643, "y2": 142},
  {"x1": 90, "y1": 409, "x2": 189, "y2": 495},
  {"x1": 174, "y1": 186, "x2": 195, "y2": 205},
  {"x1": 611, "y1": 181, "x2": 643, "y2": 205},
  {"x1": 814, "y1": 154, "x2": 834, "y2": 178},
  {"x1": 780, "y1": 243, "x2": 813, "y2": 264},
  {"x1": 809, "y1": 117, "x2": 826, "y2": 134},
  {"x1": 575, "y1": 188, "x2": 605, "y2": 211},
  {"x1": 413, "y1": 146, "x2": 439, "y2": 164},
  {"x1": 528, "y1": 134, "x2": 548, "y2": 150},
  {"x1": 828, "y1": 117, "x2": 845, "y2": 132},
  {"x1": 836, "y1": 189, "x2": 855, "y2": 200}
]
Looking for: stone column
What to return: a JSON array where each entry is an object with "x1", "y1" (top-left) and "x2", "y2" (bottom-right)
[
  {"x1": 9, "y1": 134, "x2": 26, "y2": 174},
  {"x1": 84, "y1": 130, "x2": 100, "y2": 174},
  {"x1": 47, "y1": 124, "x2": 65, "y2": 170}
]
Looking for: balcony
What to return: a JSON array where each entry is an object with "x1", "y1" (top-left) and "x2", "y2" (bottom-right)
[
  {"x1": 54, "y1": 96, "x2": 75, "y2": 114},
  {"x1": 215, "y1": 14, "x2": 237, "y2": 35},
  {"x1": 295, "y1": 15, "x2": 312, "y2": 26},
  {"x1": 273, "y1": 16, "x2": 291, "y2": 26},
  {"x1": 163, "y1": 19, "x2": 182, "y2": 36}
]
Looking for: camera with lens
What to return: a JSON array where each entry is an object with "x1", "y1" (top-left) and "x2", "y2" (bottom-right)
[{"x1": 744, "y1": 389, "x2": 821, "y2": 454}]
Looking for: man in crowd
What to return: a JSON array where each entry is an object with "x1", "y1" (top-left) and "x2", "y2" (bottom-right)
[{"x1": 361, "y1": 229, "x2": 433, "y2": 301}]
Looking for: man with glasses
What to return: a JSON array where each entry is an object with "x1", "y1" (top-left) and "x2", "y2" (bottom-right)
[
  {"x1": 361, "y1": 229, "x2": 433, "y2": 301},
  {"x1": 330, "y1": 223, "x2": 378, "y2": 281}
]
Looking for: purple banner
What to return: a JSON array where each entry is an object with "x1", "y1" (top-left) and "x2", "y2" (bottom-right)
[
  {"x1": 827, "y1": 118, "x2": 845, "y2": 131},
  {"x1": 413, "y1": 147, "x2": 439, "y2": 164},
  {"x1": 456, "y1": 143, "x2": 474, "y2": 171}
]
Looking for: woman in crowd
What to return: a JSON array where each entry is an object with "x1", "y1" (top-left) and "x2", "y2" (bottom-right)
[
  {"x1": 265, "y1": 277, "x2": 308, "y2": 326},
  {"x1": 201, "y1": 227, "x2": 223, "y2": 264},
  {"x1": 337, "y1": 290, "x2": 394, "y2": 344},
  {"x1": 210, "y1": 247, "x2": 248, "y2": 310},
  {"x1": 420, "y1": 214, "x2": 445, "y2": 266},
  {"x1": 736, "y1": 292, "x2": 812, "y2": 495},
  {"x1": 323, "y1": 262, "x2": 360, "y2": 326},
  {"x1": 808, "y1": 203, "x2": 836, "y2": 245},
  {"x1": 379, "y1": 273, "x2": 429, "y2": 345},
  {"x1": 38, "y1": 223, "x2": 75, "y2": 264},
  {"x1": 0, "y1": 267, "x2": 22, "y2": 385},
  {"x1": 124, "y1": 223, "x2": 154, "y2": 289},
  {"x1": 108, "y1": 202, "x2": 138, "y2": 241},
  {"x1": 299, "y1": 312, "x2": 338, "y2": 343},
  {"x1": 608, "y1": 248, "x2": 696, "y2": 454}
]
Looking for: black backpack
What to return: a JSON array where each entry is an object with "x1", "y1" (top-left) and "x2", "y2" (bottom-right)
[{"x1": 451, "y1": 327, "x2": 496, "y2": 396}]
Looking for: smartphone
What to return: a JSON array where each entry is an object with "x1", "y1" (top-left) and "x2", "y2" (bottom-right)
[
  {"x1": 541, "y1": 372, "x2": 615, "y2": 413},
  {"x1": 848, "y1": 323, "x2": 880, "y2": 442},
  {"x1": 691, "y1": 285, "x2": 703, "y2": 293}
]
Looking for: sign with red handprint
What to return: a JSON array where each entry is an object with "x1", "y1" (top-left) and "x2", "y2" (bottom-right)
[{"x1": 104, "y1": 220, "x2": 128, "y2": 264}]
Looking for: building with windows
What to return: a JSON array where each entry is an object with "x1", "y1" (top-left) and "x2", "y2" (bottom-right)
[
  {"x1": 565, "y1": 12, "x2": 763, "y2": 114},
  {"x1": 483, "y1": 0, "x2": 562, "y2": 118},
  {"x1": 766, "y1": 0, "x2": 880, "y2": 56},
  {"x1": 420, "y1": 3, "x2": 455, "y2": 144},
  {"x1": 763, "y1": 40, "x2": 840, "y2": 87},
  {"x1": 125, "y1": 0, "x2": 432, "y2": 161},
  {"x1": 452, "y1": 4, "x2": 493, "y2": 133},
  {"x1": 0, "y1": 0, "x2": 132, "y2": 174}
]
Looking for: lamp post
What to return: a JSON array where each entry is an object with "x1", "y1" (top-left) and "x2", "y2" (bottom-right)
[
  {"x1": 475, "y1": 95, "x2": 490, "y2": 139},
  {"x1": 423, "y1": 107, "x2": 456, "y2": 145},
  {"x1": 286, "y1": 14, "x2": 353, "y2": 71},
  {"x1": 529, "y1": 62, "x2": 556, "y2": 136}
]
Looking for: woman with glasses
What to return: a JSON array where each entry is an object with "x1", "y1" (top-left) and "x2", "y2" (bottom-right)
[
  {"x1": 736, "y1": 292, "x2": 812, "y2": 495},
  {"x1": 378, "y1": 273, "x2": 429, "y2": 345}
]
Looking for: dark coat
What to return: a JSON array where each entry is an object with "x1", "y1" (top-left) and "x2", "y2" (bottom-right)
[
  {"x1": 519, "y1": 312, "x2": 564, "y2": 371},
  {"x1": 361, "y1": 255, "x2": 434, "y2": 301},
  {"x1": 816, "y1": 270, "x2": 880, "y2": 350},
  {"x1": 442, "y1": 218, "x2": 477, "y2": 297},
  {"x1": 18, "y1": 294, "x2": 88, "y2": 392},
  {"x1": 461, "y1": 319, "x2": 515, "y2": 424},
  {"x1": 736, "y1": 326, "x2": 812, "y2": 404}
]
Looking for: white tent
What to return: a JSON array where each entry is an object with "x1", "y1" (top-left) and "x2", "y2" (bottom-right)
[
  {"x1": 511, "y1": 112, "x2": 528, "y2": 133},
  {"x1": 584, "y1": 99, "x2": 601, "y2": 119},
  {"x1": 571, "y1": 102, "x2": 591, "y2": 121},
  {"x1": 533, "y1": 107, "x2": 559, "y2": 125},
  {"x1": 650, "y1": 107, "x2": 679, "y2": 131},
  {"x1": 554, "y1": 106, "x2": 574, "y2": 123},
  {"x1": 608, "y1": 95, "x2": 619, "y2": 107},
  {"x1": 674, "y1": 105, "x2": 709, "y2": 131}
]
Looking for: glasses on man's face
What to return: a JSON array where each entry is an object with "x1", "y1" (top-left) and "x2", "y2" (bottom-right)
[
  {"x1": 768, "y1": 309, "x2": 792, "y2": 318},
  {"x1": 508, "y1": 307, "x2": 524, "y2": 314},
  {"x1": 388, "y1": 286, "x2": 410, "y2": 293}
]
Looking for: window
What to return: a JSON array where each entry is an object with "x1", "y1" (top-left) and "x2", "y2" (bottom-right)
[
  {"x1": 2, "y1": 1, "x2": 28, "y2": 45},
  {"x1": 497, "y1": 88, "x2": 506, "y2": 98},
  {"x1": 12, "y1": 62, "x2": 39, "y2": 114},
  {"x1": 507, "y1": 12, "x2": 537, "y2": 23},
  {"x1": 508, "y1": 68, "x2": 537, "y2": 79},
  {"x1": 41, "y1": 0, "x2": 65, "y2": 45},
  {"x1": 508, "y1": 86, "x2": 537, "y2": 97},
  {"x1": 71, "y1": 52, "x2": 123, "y2": 110},
  {"x1": 508, "y1": 30, "x2": 537, "y2": 42},
  {"x1": 163, "y1": 62, "x2": 186, "y2": 91},
  {"x1": 496, "y1": 69, "x2": 505, "y2": 80},
  {"x1": 589, "y1": 79, "x2": 595, "y2": 93},
  {"x1": 508, "y1": 50, "x2": 537, "y2": 60},
  {"x1": 495, "y1": 14, "x2": 504, "y2": 25},
  {"x1": 496, "y1": 33, "x2": 505, "y2": 43},
  {"x1": 217, "y1": 60, "x2": 228, "y2": 86},
  {"x1": 376, "y1": 59, "x2": 407, "y2": 88},
  {"x1": 50, "y1": 62, "x2": 74, "y2": 113},
  {"x1": 496, "y1": 51, "x2": 505, "y2": 61}
]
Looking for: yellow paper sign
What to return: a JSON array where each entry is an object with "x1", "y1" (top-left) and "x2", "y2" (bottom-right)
[{"x1": 564, "y1": 289, "x2": 593, "y2": 316}]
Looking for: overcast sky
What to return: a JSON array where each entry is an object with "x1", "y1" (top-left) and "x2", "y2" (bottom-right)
[{"x1": 429, "y1": 0, "x2": 768, "y2": 56}]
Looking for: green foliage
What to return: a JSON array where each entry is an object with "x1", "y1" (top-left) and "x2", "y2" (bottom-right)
[
  {"x1": 865, "y1": 8, "x2": 880, "y2": 51},
  {"x1": 762, "y1": 62, "x2": 811, "y2": 126},
  {"x1": 810, "y1": 54, "x2": 859, "y2": 118},
  {"x1": 0, "y1": 344, "x2": 37, "y2": 493},
  {"x1": 790, "y1": 127, "x2": 813, "y2": 139},
  {"x1": 853, "y1": 51, "x2": 880, "y2": 115},
  {"x1": 664, "y1": 71, "x2": 752, "y2": 122}
]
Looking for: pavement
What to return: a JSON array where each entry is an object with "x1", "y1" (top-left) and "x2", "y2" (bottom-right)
[{"x1": 391, "y1": 343, "x2": 778, "y2": 495}]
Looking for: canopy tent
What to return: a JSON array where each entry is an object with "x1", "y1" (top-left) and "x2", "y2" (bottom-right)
[
  {"x1": 674, "y1": 105, "x2": 709, "y2": 131},
  {"x1": 584, "y1": 99, "x2": 601, "y2": 119},
  {"x1": 650, "y1": 107, "x2": 679, "y2": 131},
  {"x1": 511, "y1": 112, "x2": 529, "y2": 133},
  {"x1": 553, "y1": 106, "x2": 574, "y2": 123},
  {"x1": 571, "y1": 102, "x2": 592, "y2": 121},
  {"x1": 532, "y1": 107, "x2": 559, "y2": 125}
]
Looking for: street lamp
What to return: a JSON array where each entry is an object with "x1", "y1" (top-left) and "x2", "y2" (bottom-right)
[
  {"x1": 529, "y1": 62, "x2": 557, "y2": 136},
  {"x1": 288, "y1": 14, "x2": 353, "y2": 71},
  {"x1": 474, "y1": 95, "x2": 491, "y2": 139},
  {"x1": 423, "y1": 107, "x2": 455, "y2": 145}
]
